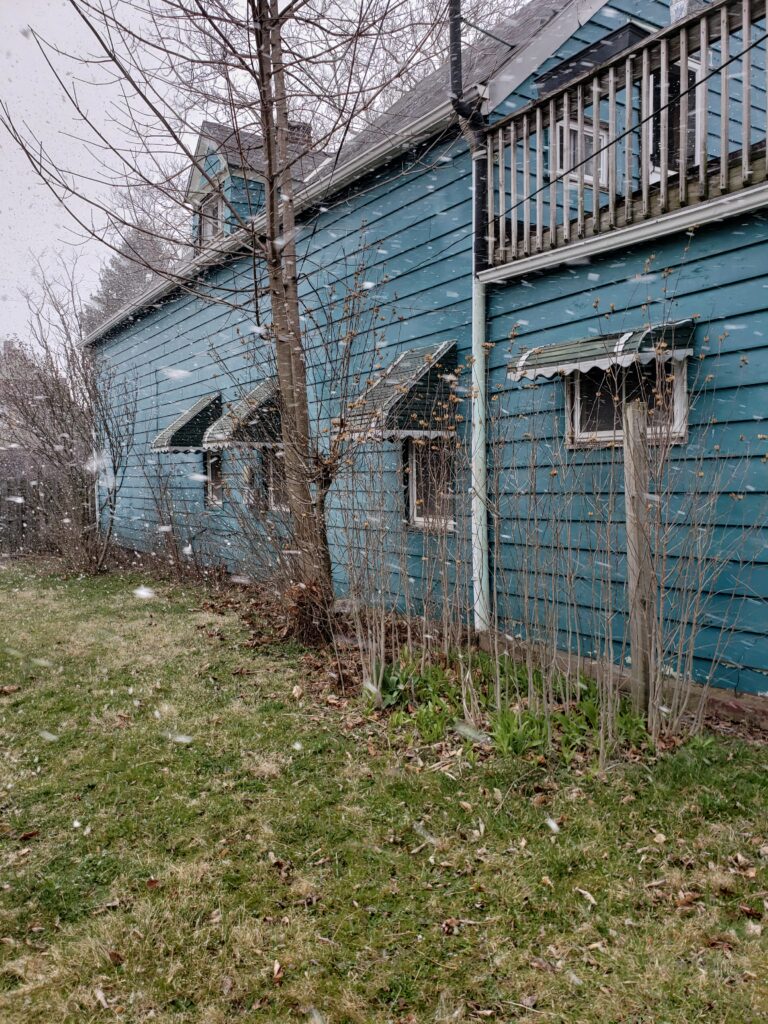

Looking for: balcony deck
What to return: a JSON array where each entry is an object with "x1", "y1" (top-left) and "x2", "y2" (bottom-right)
[{"x1": 485, "y1": 0, "x2": 768, "y2": 269}]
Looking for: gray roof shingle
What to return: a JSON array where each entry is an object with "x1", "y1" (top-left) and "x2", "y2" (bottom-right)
[
  {"x1": 197, "y1": 120, "x2": 329, "y2": 183},
  {"x1": 318, "y1": 0, "x2": 575, "y2": 174}
]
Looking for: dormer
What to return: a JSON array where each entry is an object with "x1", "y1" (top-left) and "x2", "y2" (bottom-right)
[{"x1": 186, "y1": 120, "x2": 325, "y2": 250}]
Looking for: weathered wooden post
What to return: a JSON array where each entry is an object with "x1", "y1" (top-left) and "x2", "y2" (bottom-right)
[{"x1": 623, "y1": 399, "x2": 654, "y2": 721}]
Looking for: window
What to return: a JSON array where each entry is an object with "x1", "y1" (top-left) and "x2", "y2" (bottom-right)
[
  {"x1": 567, "y1": 359, "x2": 688, "y2": 446},
  {"x1": 648, "y1": 60, "x2": 702, "y2": 176},
  {"x1": 405, "y1": 438, "x2": 454, "y2": 529},
  {"x1": 198, "y1": 192, "x2": 223, "y2": 247},
  {"x1": 242, "y1": 464, "x2": 259, "y2": 510},
  {"x1": 240, "y1": 450, "x2": 287, "y2": 512},
  {"x1": 262, "y1": 446, "x2": 288, "y2": 511},
  {"x1": 556, "y1": 121, "x2": 608, "y2": 187},
  {"x1": 203, "y1": 450, "x2": 223, "y2": 506}
]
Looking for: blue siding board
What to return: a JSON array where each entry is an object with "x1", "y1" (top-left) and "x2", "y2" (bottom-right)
[{"x1": 487, "y1": 209, "x2": 768, "y2": 694}]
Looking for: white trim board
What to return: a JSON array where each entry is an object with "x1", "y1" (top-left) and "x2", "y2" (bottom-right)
[{"x1": 478, "y1": 183, "x2": 768, "y2": 285}]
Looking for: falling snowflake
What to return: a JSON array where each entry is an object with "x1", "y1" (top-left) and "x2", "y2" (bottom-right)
[{"x1": 159, "y1": 367, "x2": 192, "y2": 380}]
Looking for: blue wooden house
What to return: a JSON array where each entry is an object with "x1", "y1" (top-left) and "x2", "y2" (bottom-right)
[{"x1": 87, "y1": 0, "x2": 768, "y2": 696}]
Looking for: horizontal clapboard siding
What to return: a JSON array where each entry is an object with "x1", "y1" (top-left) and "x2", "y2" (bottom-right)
[{"x1": 486, "y1": 212, "x2": 768, "y2": 695}]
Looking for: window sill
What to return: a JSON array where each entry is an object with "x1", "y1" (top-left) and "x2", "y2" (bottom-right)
[
  {"x1": 567, "y1": 430, "x2": 688, "y2": 450},
  {"x1": 408, "y1": 517, "x2": 456, "y2": 534}
]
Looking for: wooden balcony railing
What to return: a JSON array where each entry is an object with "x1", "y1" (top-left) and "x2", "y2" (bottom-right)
[{"x1": 486, "y1": 0, "x2": 768, "y2": 267}]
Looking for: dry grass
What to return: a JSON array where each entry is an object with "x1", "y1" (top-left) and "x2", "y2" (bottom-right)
[{"x1": 0, "y1": 561, "x2": 766, "y2": 1023}]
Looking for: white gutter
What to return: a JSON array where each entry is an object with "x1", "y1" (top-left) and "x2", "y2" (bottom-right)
[
  {"x1": 471, "y1": 148, "x2": 490, "y2": 634},
  {"x1": 84, "y1": 0, "x2": 606, "y2": 347},
  {"x1": 478, "y1": 183, "x2": 768, "y2": 285},
  {"x1": 84, "y1": 100, "x2": 464, "y2": 347}
]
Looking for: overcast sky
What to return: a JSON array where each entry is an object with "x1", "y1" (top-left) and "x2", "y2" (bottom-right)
[{"x1": 0, "y1": 0, "x2": 113, "y2": 340}]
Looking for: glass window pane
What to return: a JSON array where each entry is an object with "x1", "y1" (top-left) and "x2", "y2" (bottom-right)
[
  {"x1": 578, "y1": 368, "x2": 621, "y2": 434},
  {"x1": 411, "y1": 441, "x2": 453, "y2": 523},
  {"x1": 264, "y1": 447, "x2": 288, "y2": 510},
  {"x1": 624, "y1": 360, "x2": 675, "y2": 429},
  {"x1": 205, "y1": 452, "x2": 223, "y2": 505}
]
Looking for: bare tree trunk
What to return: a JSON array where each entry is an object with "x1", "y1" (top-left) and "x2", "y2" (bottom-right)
[{"x1": 250, "y1": 0, "x2": 334, "y2": 612}]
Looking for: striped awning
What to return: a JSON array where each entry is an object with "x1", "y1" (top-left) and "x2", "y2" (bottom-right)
[
  {"x1": 344, "y1": 340, "x2": 457, "y2": 438},
  {"x1": 202, "y1": 378, "x2": 280, "y2": 449},
  {"x1": 508, "y1": 320, "x2": 695, "y2": 381},
  {"x1": 151, "y1": 393, "x2": 222, "y2": 453}
]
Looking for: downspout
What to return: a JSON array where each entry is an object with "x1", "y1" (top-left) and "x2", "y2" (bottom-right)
[
  {"x1": 449, "y1": 0, "x2": 490, "y2": 634},
  {"x1": 470, "y1": 156, "x2": 490, "y2": 634}
]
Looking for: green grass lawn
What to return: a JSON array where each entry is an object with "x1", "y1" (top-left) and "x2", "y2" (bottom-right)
[{"x1": 0, "y1": 563, "x2": 766, "y2": 1023}]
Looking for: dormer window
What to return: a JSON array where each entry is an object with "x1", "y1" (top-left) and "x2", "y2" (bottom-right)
[{"x1": 198, "y1": 192, "x2": 223, "y2": 247}]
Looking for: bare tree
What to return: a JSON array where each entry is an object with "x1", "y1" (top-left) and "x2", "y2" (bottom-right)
[
  {"x1": 1, "y1": 0, "x2": 490, "y2": 629},
  {"x1": 81, "y1": 216, "x2": 184, "y2": 335},
  {"x1": 0, "y1": 259, "x2": 137, "y2": 571}
]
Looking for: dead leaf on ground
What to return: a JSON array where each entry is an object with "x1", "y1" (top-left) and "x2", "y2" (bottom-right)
[
  {"x1": 267, "y1": 851, "x2": 293, "y2": 881},
  {"x1": 738, "y1": 903, "x2": 763, "y2": 920},
  {"x1": 530, "y1": 956, "x2": 556, "y2": 972},
  {"x1": 575, "y1": 887, "x2": 597, "y2": 906},
  {"x1": 674, "y1": 891, "x2": 702, "y2": 908}
]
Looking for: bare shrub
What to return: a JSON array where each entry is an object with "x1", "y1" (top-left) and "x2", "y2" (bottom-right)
[{"x1": 0, "y1": 261, "x2": 137, "y2": 571}]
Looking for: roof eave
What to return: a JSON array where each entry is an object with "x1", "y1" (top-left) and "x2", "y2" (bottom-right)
[
  {"x1": 84, "y1": 100, "x2": 463, "y2": 347},
  {"x1": 484, "y1": 0, "x2": 610, "y2": 115},
  {"x1": 86, "y1": 0, "x2": 606, "y2": 348}
]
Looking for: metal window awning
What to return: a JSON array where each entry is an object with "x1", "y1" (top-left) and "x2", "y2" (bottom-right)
[
  {"x1": 151, "y1": 393, "x2": 222, "y2": 453},
  {"x1": 344, "y1": 340, "x2": 457, "y2": 439},
  {"x1": 202, "y1": 378, "x2": 280, "y2": 449},
  {"x1": 508, "y1": 320, "x2": 695, "y2": 382}
]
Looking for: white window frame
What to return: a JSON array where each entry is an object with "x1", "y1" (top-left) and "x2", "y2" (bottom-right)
[
  {"x1": 556, "y1": 119, "x2": 609, "y2": 187},
  {"x1": 263, "y1": 445, "x2": 289, "y2": 513},
  {"x1": 198, "y1": 192, "x2": 224, "y2": 247},
  {"x1": 204, "y1": 450, "x2": 224, "y2": 507},
  {"x1": 242, "y1": 463, "x2": 259, "y2": 510},
  {"x1": 566, "y1": 359, "x2": 688, "y2": 448},
  {"x1": 406, "y1": 438, "x2": 455, "y2": 531}
]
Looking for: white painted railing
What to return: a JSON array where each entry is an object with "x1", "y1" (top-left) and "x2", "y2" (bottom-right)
[{"x1": 486, "y1": 0, "x2": 768, "y2": 266}]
